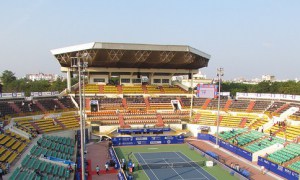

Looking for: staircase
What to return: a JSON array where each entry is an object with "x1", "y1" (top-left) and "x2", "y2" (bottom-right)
[
  {"x1": 118, "y1": 114, "x2": 129, "y2": 128},
  {"x1": 122, "y1": 98, "x2": 128, "y2": 109},
  {"x1": 246, "y1": 101, "x2": 256, "y2": 112},
  {"x1": 144, "y1": 97, "x2": 151, "y2": 110},
  {"x1": 160, "y1": 86, "x2": 165, "y2": 93},
  {"x1": 30, "y1": 121, "x2": 43, "y2": 133},
  {"x1": 85, "y1": 98, "x2": 91, "y2": 110},
  {"x1": 223, "y1": 99, "x2": 232, "y2": 111},
  {"x1": 156, "y1": 114, "x2": 164, "y2": 127},
  {"x1": 8, "y1": 102, "x2": 21, "y2": 113},
  {"x1": 54, "y1": 99, "x2": 66, "y2": 109},
  {"x1": 117, "y1": 85, "x2": 123, "y2": 94},
  {"x1": 34, "y1": 101, "x2": 47, "y2": 113},
  {"x1": 239, "y1": 117, "x2": 248, "y2": 128},
  {"x1": 193, "y1": 114, "x2": 201, "y2": 123},
  {"x1": 54, "y1": 118, "x2": 66, "y2": 129},
  {"x1": 273, "y1": 103, "x2": 289, "y2": 115},
  {"x1": 214, "y1": 116, "x2": 223, "y2": 126},
  {"x1": 142, "y1": 85, "x2": 148, "y2": 94},
  {"x1": 98, "y1": 85, "x2": 104, "y2": 94},
  {"x1": 202, "y1": 99, "x2": 211, "y2": 110}
]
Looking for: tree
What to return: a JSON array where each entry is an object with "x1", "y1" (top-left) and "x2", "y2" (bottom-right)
[{"x1": 0, "y1": 70, "x2": 16, "y2": 84}]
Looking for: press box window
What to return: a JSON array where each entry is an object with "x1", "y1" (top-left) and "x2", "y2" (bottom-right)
[
  {"x1": 162, "y1": 79, "x2": 169, "y2": 84},
  {"x1": 153, "y1": 79, "x2": 161, "y2": 83},
  {"x1": 94, "y1": 78, "x2": 105, "y2": 83},
  {"x1": 121, "y1": 78, "x2": 131, "y2": 83}
]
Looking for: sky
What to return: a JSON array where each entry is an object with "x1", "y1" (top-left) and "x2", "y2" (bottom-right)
[{"x1": 0, "y1": 0, "x2": 299, "y2": 80}]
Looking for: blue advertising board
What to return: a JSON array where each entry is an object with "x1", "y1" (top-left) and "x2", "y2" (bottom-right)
[
  {"x1": 46, "y1": 156, "x2": 75, "y2": 166},
  {"x1": 258, "y1": 156, "x2": 299, "y2": 180},
  {"x1": 109, "y1": 147, "x2": 120, "y2": 169},
  {"x1": 117, "y1": 127, "x2": 171, "y2": 134},
  {"x1": 112, "y1": 135, "x2": 184, "y2": 146}
]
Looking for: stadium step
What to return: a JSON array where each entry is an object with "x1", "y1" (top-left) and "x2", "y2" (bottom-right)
[
  {"x1": 142, "y1": 85, "x2": 148, "y2": 93},
  {"x1": 55, "y1": 118, "x2": 66, "y2": 129},
  {"x1": 117, "y1": 85, "x2": 123, "y2": 94},
  {"x1": 118, "y1": 114, "x2": 129, "y2": 128},
  {"x1": 156, "y1": 114, "x2": 164, "y2": 127},
  {"x1": 193, "y1": 114, "x2": 201, "y2": 123},
  {"x1": 246, "y1": 101, "x2": 255, "y2": 112},
  {"x1": 85, "y1": 98, "x2": 91, "y2": 110},
  {"x1": 30, "y1": 121, "x2": 43, "y2": 134},
  {"x1": 144, "y1": 97, "x2": 150, "y2": 110},
  {"x1": 238, "y1": 117, "x2": 248, "y2": 128},
  {"x1": 223, "y1": 99, "x2": 232, "y2": 111},
  {"x1": 8, "y1": 102, "x2": 21, "y2": 113},
  {"x1": 122, "y1": 98, "x2": 128, "y2": 109},
  {"x1": 283, "y1": 155, "x2": 300, "y2": 167},
  {"x1": 54, "y1": 99, "x2": 66, "y2": 109},
  {"x1": 214, "y1": 116, "x2": 223, "y2": 126},
  {"x1": 98, "y1": 85, "x2": 104, "y2": 94},
  {"x1": 34, "y1": 101, "x2": 47, "y2": 113},
  {"x1": 202, "y1": 99, "x2": 211, "y2": 110},
  {"x1": 273, "y1": 103, "x2": 289, "y2": 115}
]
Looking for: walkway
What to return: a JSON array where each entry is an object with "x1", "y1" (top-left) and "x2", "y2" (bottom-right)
[{"x1": 86, "y1": 141, "x2": 118, "y2": 180}]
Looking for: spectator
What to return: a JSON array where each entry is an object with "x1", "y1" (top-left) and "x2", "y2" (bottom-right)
[
  {"x1": 230, "y1": 163, "x2": 234, "y2": 169},
  {"x1": 96, "y1": 165, "x2": 100, "y2": 175},
  {"x1": 0, "y1": 167, "x2": 3, "y2": 180},
  {"x1": 35, "y1": 169, "x2": 43, "y2": 177},
  {"x1": 6, "y1": 161, "x2": 10, "y2": 173},
  {"x1": 132, "y1": 162, "x2": 135, "y2": 172},
  {"x1": 235, "y1": 164, "x2": 240, "y2": 171},
  {"x1": 68, "y1": 163, "x2": 73, "y2": 173},
  {"x1": 105, "y1": 163, "x2": 109, "y2": 172},
  {"x1": 269, "y1": 130, "x2": 272, "y2": 136}
]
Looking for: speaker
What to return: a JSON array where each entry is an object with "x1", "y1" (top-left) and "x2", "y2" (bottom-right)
[
  {"x1": 188, "y1": 73, "x2": 192, "y2": 79},
  {"x1": 137, "y1": 72, "x2": 141, "y2": 79}
]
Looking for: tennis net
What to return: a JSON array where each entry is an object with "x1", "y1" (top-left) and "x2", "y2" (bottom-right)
[{"x1": 138, "y1": 161, "x2": 205, "y2": 170}]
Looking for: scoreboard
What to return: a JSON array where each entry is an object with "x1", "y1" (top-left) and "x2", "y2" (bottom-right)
[{"x1": 196, "y1": 84, "x2": 218, "y2": 98}]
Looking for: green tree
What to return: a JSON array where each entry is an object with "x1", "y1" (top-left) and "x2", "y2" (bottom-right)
[{"x1": 0, "y1": 70, "x2": 16, "y2": 84}]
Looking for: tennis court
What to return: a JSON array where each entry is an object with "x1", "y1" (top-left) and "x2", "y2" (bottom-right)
[{"x1": 134, "y1": 151, "x2": 216, "y2": 180}]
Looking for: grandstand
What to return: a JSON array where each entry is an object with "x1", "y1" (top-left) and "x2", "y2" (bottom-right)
[{"x1": 1, "y1": 42, "x2": 300, "y2": 180}]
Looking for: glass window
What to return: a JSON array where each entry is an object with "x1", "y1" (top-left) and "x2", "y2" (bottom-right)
[
  {"x1": 94, "y1": 78, "x2": 105, "y2": 83},
  {"x1": 121, "y1": 78, "x2": 131, "y2": 83},
  {"x1": 162, "y1": 79, "x2": 169, "y2": 83},
  {"x1": 153, "y1": 79, "x2": 161, "y2": 83},
  {"x1": 132, "y1": 79, "x2": 141, "y2": 83}
]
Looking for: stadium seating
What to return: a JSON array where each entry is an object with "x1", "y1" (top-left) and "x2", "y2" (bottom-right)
[
  {"x1": 230, "y1": 130, "x2": 264, "y2": 146},
  {"x1": 58, "y1": 97, "x2": 76, "y2": 109},
  {"x1": 0, "y1": 130, "x2": 29, "y2": 171},
  {"x1": 125, "y1": 96, "x2": 147, "y2": 110},
  {"x1": 229, "y1": 100, "x2": 250, "y2": 111},
  {"x1": 218, "y1": 128, "x2": 247, "y2": 140},
  {"x1": 268, "y1": 143, "x2": 300, "y2": 164},
  {"x1": 84, "y1": 84, "x2": 100, "y2": 94},
  {"x1": 146, "y1": 85, "x2": 163, "y2": 94},
  {"x1": 288, "y1": 160, "x2": 300, "y2": 173},
  {"x1": 0, "y1": 102, "x2": 16, "y2": 117},
  {"x1": 244, "y1": 136, "x2": 285, "y2": 152},
  {"x1": 148, "y1": 97, "x2": 173, "y2": 110},
  {"x1": 122, "y1": 85, "x2": 144, "y2": 94},
  {"x1": 103, "y1": 85, "x2": 119, "y2": 94},
  {"x1": 251, "y1": 100, "x2": 272, "y2": 112},
  {"x1": 161, "y1": 85, "x2": 187, "y2": 94}
]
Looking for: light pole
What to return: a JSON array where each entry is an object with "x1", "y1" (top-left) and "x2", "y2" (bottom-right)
[
  {"x1": 215, "y1": 67, "x2": 224, "y2": 148},
  {"x1": 82, "y1": 62, "x2": 88, "y2": 154},
  {"x1": 72, "y1": 53, "x2": 88, "y2": 180}
]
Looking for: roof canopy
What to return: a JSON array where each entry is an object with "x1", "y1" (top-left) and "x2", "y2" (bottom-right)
[{"x1": 51, "y1": 42, "x2": 211, "y2": 70}]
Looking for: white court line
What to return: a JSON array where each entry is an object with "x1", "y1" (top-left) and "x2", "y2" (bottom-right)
[
  {"x1": 161, "y1": 158, "x2": 184, "y2": 180},
  {"x1": 136, "y1": 152, "x2": 160, "y2": 180},
  {"x1": 176, "y1": 152, "x2": 217, "y2": 180},
  {"x1": 141, "y1": 157, "x2": 184, "y2": 161}
]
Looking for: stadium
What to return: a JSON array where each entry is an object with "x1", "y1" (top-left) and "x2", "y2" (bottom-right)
[{"x1": 0, "y1": 42, "x2": 299, "y2": 180}]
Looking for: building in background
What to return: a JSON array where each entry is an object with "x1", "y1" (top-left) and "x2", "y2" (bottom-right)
[{"x1": 26, "y1": 73, "x2": 61, "y2": 82}]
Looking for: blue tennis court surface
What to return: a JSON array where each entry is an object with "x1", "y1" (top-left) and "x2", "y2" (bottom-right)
[{"x1": 134, "y1": 152, "x2": 216, "y2": 180}]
